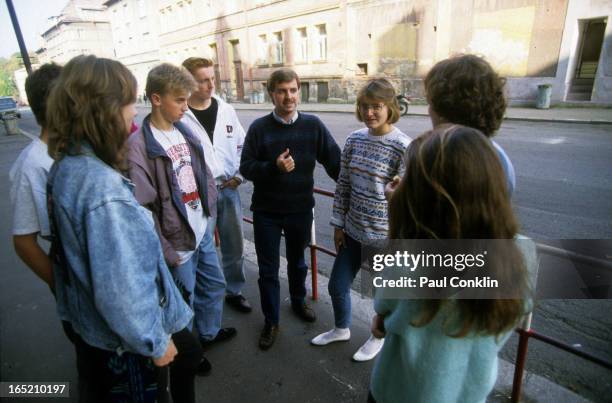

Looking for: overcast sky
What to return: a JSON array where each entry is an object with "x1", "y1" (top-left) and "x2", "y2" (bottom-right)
[{"x1": 0, "y1": 0, "x2": 68, "y2": 59}]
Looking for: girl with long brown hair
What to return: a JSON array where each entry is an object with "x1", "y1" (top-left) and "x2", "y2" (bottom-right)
[
  {"x1": 46, "y1": 55, "x2": 201, "y2": 402},
  {"x1": 368, "y1": 125, "x2": 535, "y2": 403}
]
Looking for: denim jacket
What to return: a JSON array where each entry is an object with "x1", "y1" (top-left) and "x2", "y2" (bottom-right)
[{"x1": 48, "y1": 147, "x2": 192, "y2": 358}]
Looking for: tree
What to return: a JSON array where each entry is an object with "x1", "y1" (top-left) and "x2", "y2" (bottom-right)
[
  {"x1": 0, "y1": 68, "x2": 17, "y2": 97},
  {"x1": 0, "y1": 52, "x2": 34, "y2": 97}
]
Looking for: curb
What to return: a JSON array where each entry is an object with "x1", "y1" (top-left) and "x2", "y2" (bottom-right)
[
  {"x1": 132, "y1": 103, "x2": 612, "y2": 125},
  {"x1": 229, "y1": 104, "x2": 612, "y2": 125}
]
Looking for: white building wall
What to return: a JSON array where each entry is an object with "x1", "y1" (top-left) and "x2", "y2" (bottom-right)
[
  {"x1": 508, "y1": 0, "x2": 612, "y2": 104},
  {"x1": 106, "y1": 0, "x2": 162, "y2": 97},
  {"x1": 38, "y1": 0, "x2": 114, "y2": 65}
]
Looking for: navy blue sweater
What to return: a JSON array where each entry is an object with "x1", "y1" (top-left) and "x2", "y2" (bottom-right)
[{"x1": 240, "y1": 112, "x2": 341, "y2": 213}]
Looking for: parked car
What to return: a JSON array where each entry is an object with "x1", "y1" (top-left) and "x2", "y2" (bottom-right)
[{"x1": 0, "y1": 97, "x2": 21, "y2": 135}]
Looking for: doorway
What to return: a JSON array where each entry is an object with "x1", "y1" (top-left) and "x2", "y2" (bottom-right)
[
  {"x1": 317, "y1": 81, "x2": 328, "y2": 103},
  {"x1": 234, "y1": 61, "x2": 244, "y2": 101},
  {"x1": 229, "y1": 40, "x2": 245, "y2": 101},
  {"x1": 568, "y1": 18, "x2": 607, "y2": 101},
  {"x1": 301, "y1": 82, "x2": 309, "y2": 103}
]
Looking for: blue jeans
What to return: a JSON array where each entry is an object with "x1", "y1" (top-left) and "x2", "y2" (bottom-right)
[
  {"x1": 194, "y1": 219, "x2": 227, "y2": 341},
  {"x1": 172, "y1": 220, "x2": 227, "y2": 341},
  {"x1": 172, "y1": 253, "x2": 198, "y2": 317},
  {"x1": 216, "y1": 186, "x2": 246, "y2": 296},
  {"x1": 328, "y1": 234, "x2": 362, "y2": 328},
  {"x1": 253, "y1": 210, "x2": 313, "y2": 325}
]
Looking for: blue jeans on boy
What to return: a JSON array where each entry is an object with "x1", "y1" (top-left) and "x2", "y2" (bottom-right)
[
  {"x1": 328, "y1": 234, "x2": 362, "y2": 329},
  {"x1": 171, "y1": 253, "x2": 197, "y2": 321},
  {"x1": 194, "y1": 218, "x2": 227, "y2": 341},
  {"x1": 253, "y1": 210, "x2": 313, "y2": 325},
  {"x1": 216, "y1": 186, "x2": 246, "y2": 297},
  {"x1": 172, "y1": 218, "x2": 227, "y2": 341}
]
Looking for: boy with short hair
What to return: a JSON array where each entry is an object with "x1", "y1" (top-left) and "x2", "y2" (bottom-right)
[
  {"x1": 128, "y1": 63, "x2": 235, "y2": 371},
  {"x1": 424, "y1": 54, "x2": 516, "y2": 195},
  {"x1": 181, "y1": 57, "x2": 251, "y2": 314},
  {"x1": 10, "y1": 63, "x2": 62, "y2": 288}
]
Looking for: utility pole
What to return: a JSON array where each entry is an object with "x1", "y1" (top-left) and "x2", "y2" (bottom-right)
[{"x1": 6, "y1": 0, "x2": 32, "y2": 75}]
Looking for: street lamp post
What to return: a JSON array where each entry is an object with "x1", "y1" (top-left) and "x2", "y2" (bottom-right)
[{"x1": 5, "y1": 0, "x2": 32, "y2": 75}]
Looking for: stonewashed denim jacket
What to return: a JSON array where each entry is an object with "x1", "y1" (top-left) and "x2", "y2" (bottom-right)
[{"x1": 48, "y1": 146, "x2": 192, "y2": 358}]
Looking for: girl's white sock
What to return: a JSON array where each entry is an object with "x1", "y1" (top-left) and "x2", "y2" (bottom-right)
[
  {"x1": 352, "y1": 335, "x2": 384, "y2": 361},
  {"x1": 310, "y1": 327, "x2": 351, "y2": 346}
]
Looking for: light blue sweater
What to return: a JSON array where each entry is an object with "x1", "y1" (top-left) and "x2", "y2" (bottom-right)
[{"x1": 370, "y1": 238, "x2": 537, "y2": 403}]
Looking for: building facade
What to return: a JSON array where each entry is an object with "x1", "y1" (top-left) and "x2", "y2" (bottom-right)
[
  {"x1": 37, "y1": 0, "x2": 114, "y2": 65},
  {"x1": 104, "y1": 0, "x2": 162, "y2": 97},
  {"x1": 35, "y1": 0, "x2": 612, "y2": 105}
]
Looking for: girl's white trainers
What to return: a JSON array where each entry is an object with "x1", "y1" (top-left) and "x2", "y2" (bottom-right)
[
  {"x1": 310, "y1": 328, "x2": 351, "y2": 346},
  {"x1": 352, "y1": 335, "x2": 384, "y2": 361}
]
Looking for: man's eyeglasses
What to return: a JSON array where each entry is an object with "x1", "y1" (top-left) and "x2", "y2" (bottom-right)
[{"x1": 359, "y1": 103, "x2": 386, "y2": 113}]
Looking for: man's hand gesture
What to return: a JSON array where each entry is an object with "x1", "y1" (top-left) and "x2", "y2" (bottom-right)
[{"x1": 276, "y1": 148, "x2": 295, "y2": 173}]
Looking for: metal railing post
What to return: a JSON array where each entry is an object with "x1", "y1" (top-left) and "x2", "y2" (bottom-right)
[
  {"x1": 511, "y1": 313, "x2": 533, "y2": 402},
  {"x1": 310, "y1": 207, "x2": 318, "y2": 300}
]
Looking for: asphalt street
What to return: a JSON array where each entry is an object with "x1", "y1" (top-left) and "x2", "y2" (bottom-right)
[{"x1": 10, "y1": 107, "x2": 612, "y2": 401}]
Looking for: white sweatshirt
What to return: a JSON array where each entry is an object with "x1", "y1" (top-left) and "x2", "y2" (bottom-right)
[{"x1": 181, "y1": 95, "x2": 246, "y2": 184}]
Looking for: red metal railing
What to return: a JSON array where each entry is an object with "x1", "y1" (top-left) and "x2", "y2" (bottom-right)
[{"x1": 239, "y1": 186, "x2": 612, "y2": 402}]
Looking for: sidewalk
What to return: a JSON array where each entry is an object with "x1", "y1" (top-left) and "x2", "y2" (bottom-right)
[{"x1": 228, "y1": 102, "x2": 612, "y2": 125}]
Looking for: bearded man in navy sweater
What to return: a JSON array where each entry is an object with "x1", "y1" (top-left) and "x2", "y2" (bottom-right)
[{"x1": 240, "y1": 69, "x2": 341, "y2": 350}]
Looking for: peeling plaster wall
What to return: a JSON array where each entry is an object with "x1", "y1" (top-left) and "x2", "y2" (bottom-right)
[
  {"x1": 154, "y1": 0, "x2": 608, "y2": 104},
  {"x1": 439, "y1": 0, "x2": 569, "y2": 102}
]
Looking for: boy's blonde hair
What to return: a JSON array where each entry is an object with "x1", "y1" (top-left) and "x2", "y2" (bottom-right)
[
  {"x1": 145, "y1": 63, "x2": 196, "y2": 99},
  {"x1": 355, "y1": 78, "x2": 400, "y2": 124}
]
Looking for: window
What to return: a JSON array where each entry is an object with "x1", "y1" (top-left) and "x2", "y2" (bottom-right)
[
  {"x1": 209, "y1": 43, "x2": 218, "y2": 63},
  {"x1": 257, "y1": 34, "x2": 268, "y2": 64},
  {"x1": 296, "y1": 27, "x2": 308, "y2": 62},
  {"x1": 357, "y1": 63, "x2": 368, "y2": 75},
  {"x1": 230, "y1": 39, "x2": 241, "y2": 61},
  {"x1": 314, "y1": 24, "x2": 327, "y2": 60},
  {"x1": 137, "y1": 0, "x2": 146, "y2": 18},
  {"x1": 273, "y1": 31, "x2": 284, "y2": 64},
  {"x1": 159, "y1": 10, "x2": 167, "y2": 32}
]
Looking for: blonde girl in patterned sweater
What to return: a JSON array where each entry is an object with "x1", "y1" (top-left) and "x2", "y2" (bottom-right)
[{"x1": 311, "y1": 78, "x2": 411, "y2": 361}]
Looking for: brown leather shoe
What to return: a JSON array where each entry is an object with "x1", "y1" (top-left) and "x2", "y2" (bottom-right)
[
  {"x1": 258, "y1": 324, "x2": 279, "y2": 350},
  {"x1": 292, "y1": 302, "x2": 316, "y2": 323}
]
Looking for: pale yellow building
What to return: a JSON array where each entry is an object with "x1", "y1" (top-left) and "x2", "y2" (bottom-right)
[
  {"x1": 149, "y1": 0, "x2": 611, "y2": 105},
  {"x1": 104, "y1": 0, "x2": 162, "y2": 97},
  {"x1": 36, "y1": 0, "x2": 612, "y2": 104},
  {"x1": 38, "y1": 0, "x2": 114, "y2": 65}
]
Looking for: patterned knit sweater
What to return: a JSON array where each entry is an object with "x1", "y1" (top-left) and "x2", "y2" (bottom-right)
[{"x1": 330, "y1": 127, "x2": 411, "y2": 242}]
